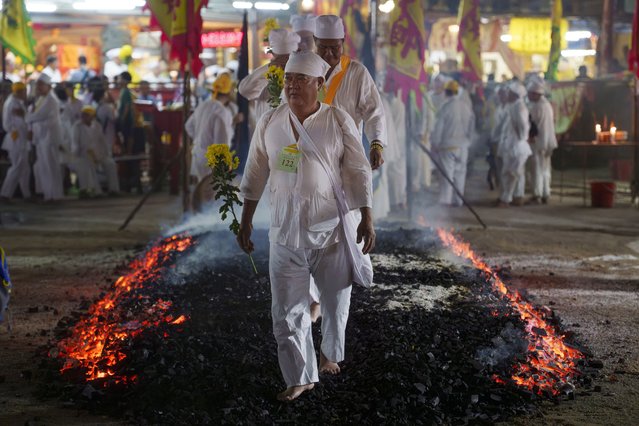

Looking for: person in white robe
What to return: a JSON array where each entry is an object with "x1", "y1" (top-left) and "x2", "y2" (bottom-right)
[
  {"x1": 290, "y1": 14, "x2": 316, "y2": 52},
  {"x1": 314, "y1": 15, "x2": 386, "y2": 170},
  {"x1": 74, "y1": 105, "x2": 120, "y2": 194},
  {"x1": 526, "y1": 80, "x2": 557, "y2": 204},
  {"x1": 488, "y1": 85, "x2": 509, "y2": 190},
  {"x1": 41, "y1": 56, "x2": 62, "y2": 84},
  {"x1": 26, "y1": 74, "x2": 64, "y2": 201},
  {"x1": 238, "y1": 52, "x2": 374, "y2": 402},
  {"x1": 428, "y1": 74, "x2": 451, "y2": 112},
  {"x1": 381, "y1": 91, "x2": 407, "y2": 211},
  {"x1": 497, "y1": 82, "x2": 532, "y2": 207},
  {"x1": 186, "y1": 73, "x2": 234, "y2": 182},
  {"x1": 238, "y1": 29, "x2": 300, "y2": 126},
  {"x1": 0, "y1": 83, "x2": 31, "y2": 200},
  {"x1": 430, "y1": 80, "x2": 475, "y2": 206},
  {"x1": 67, "y1": 106, "x2": 103, "y2": 196},
  {"x1": 407, "y1": 86, "x2": 436, "y2": 194},
  {"x1": 57, "y1": 82, "x2": 83, "y2": 147}
]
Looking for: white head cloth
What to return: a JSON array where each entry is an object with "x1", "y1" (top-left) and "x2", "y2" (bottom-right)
[
  {"x1": 284, "y1": 51, "x2": 331, "y2": 78},
  {"x1": 527, "y1": 80, "x2": 546, "y2": 95},
  {"x1": 269, "y1": 29, "x2": 301, "y2": 55},
  {"x1": 37, "y1": 73, "x2": 52, "y2": 85},
  {"x1": 508, "y1": 81, "x2": 527, "y2": 98},
  {"x1": 314, "y1": 15, "x2": 345, "y2": 39},
  {"x1": 290, "y1": 14, "x2": 316, "y2": 34}
]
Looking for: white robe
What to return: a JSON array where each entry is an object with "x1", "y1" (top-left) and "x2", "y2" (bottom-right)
[
  {"x1": 95, "y1": 101, "x2": 117, "y2": 157},
  {"x1": 384, "y1": 93, "x2": 407, "y2": 206},
  {"x1": 240, "y1": 103, "x2": 372, "y2": 387},
  {"x1": 430, "y1": 96, "x2": 475, "y2": 205},
  {"x1": 1, "y1": 95, "x2": 31, "y2": 198},
  {"x1": 325, "y1": 59, "x2": 386, "y2": 146},
  {"x1": 528, "y1": 96, "x2": 557, "y2": 199},
  {"x1": 185, "y1": 99, "x2": 234, "y2": 181},
  {"x1": 70, "y1": 121, "x2": 102, "y2": 194},
  {"x1": 408, "y1": 91, "x2": 436, "y2": 192},
  {"x1": 26, "y1": 92, "x2": 64, "y2": 200},
  {"x1": 499, "y1": 99, "x2": 532, "y2": 203},
  {"x1": 89, "y1": 120, "x2": 120, "y2": 193},
  {"x1": 238, "y1": 63, "x2": 272, "y2": 126}
]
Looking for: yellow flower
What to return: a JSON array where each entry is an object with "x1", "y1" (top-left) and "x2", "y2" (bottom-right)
[
  {"x1": 265, "y1": 65, "x2": 284, "y2": 83},
  {"x1": 206, "y1": 144, "x2": 239, "y2": 170},
  {"x1": 263, "y1": 18, "x2": 280, "y2": 41}
]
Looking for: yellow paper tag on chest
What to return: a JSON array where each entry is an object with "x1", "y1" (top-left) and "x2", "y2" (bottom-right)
[{"x1": 276, "y1": 144, "x2": 300, "y2": 173}]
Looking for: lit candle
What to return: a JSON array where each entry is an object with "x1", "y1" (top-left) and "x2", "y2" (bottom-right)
[
  {"x1": 610, "y1": 126, "x2": 617, "y2": 143},
  {"x1": 595, "y1": 124, "x2": 601, "y2": 143}
]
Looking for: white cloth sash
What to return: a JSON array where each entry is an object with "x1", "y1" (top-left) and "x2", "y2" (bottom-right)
[{"x1": 289, "y1": 111, "x2": 373, "y2": 288}]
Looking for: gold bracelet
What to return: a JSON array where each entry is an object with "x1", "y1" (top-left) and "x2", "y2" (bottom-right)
[{"x1": 370, "y1": 142, "x2": 384, "y2": 152}]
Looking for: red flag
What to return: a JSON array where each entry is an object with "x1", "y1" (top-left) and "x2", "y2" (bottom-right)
[
  {"x1": 629, "y1": 0, "x2": 639, "y2": 78},
  {"x1": 147, "y1": 0, "x2": 208, "y2": 76}
]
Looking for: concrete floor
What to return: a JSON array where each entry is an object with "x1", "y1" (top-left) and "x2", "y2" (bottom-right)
[{"x1": 0, "y1": 168, "x2": 637, "y2": 425}]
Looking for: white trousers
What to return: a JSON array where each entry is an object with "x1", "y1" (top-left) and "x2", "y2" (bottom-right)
[
  {"x1": 409, "y1": 140, "x2": 431, "y2": 191},
  {"x1": 500, "y1": 161, "x2": 526, "y2": 203},
  {"x1": 531, "y1": 151, "x2": 552, "y2": 198},
  {"x1": 67, "y1": 157, "x2": 102, "y2": 194},
  {"x1": 270, "y1": 240, "x2": 352, "y2": 387},
  {"x1": 97, "y1": 157, "x2": 120, "y2": 193},
  {"x1": 1, "y1": 149, "x2": 31, "y2": 198},
  {"x1": 34, "y1": 142, "x2": 64, "y2": 200},
  {"x1": 438, "y1": 147, "x2": 468, "y2": 206},
  {"x1": 387, "y1": 157, "x2": 407, "y2": 206}
]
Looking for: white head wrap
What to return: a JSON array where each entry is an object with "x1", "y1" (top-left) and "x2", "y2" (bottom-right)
[
  {"x1": 269, "y1": 29, "x2": 301, "y2": 55},
  {"x1": 36, "y1": 73, "x2": 52, "y2": 85},
  {"x1": 314, "y1": 15, "x2": 345, "y2": 39},
  {"x1": 284, "y1": 51, "x2": 331, "y2": 79},
  {"x1": 290, "y1": 14, "x2": 316, "y2": 34},
  {"x1": 527, "y1": 80, "x2": 546, "y2": 95},
  {"x1": 508, "y1": 81, "x2": 527, "y2": 98}
]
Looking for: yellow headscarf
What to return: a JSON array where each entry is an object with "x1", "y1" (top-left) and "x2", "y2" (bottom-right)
[
  {"x1": 81, "y1": 105, "x2": 96, "y2": 116},
  {"x1": 11, "y1": 82, "x2": 26, "y2": 94},
  {"x1": 212, "y1": 73, "x2": 233, "y2": 99}
]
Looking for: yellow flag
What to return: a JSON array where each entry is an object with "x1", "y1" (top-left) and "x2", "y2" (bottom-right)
[
  {"x1": 457, "y1": 0, "x2": 483, "y2": 83},
  {"x1": 147, "y1": 0, "x2": 203, "y2": 38},
  {"x1": 0, "y1": 0, "x2": 36, "y2": 64},
  {"x1": 546, "y1": 0, "x2": 563, "y2": 81}
]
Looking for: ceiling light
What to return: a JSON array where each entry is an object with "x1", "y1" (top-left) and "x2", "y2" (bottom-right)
[
  {"x1": 73, "y1": 0, "x2": 144, "y2": 11},
  {"x1": 254, "y1": 2, "x2": 289, "y2": 10},
  {"x1": 500, "y1": 34, "x2": 512, "y2": 43},
  {"x1": 378, "y1": 0, "x2": 395, "y2": 13},
  {"x1": 26, "y1": 2, "x2": 57, "y2": 13},
  {"x1": 232, "y1": 1, "x2": 253, "y2": 9},
  {"x1": 565, "y1": 31, "x2": 592, "y2": 42},
  {"x1": 561, "y1": 49, "x2": 596, "y2": 58},
  {"x1": 301, "y1": 0, "x2": 314, "y2": 12}
]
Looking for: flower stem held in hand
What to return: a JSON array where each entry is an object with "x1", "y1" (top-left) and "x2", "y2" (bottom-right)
[{"x1": 206, "y1": 144, "x2": 258, "y2": 276}]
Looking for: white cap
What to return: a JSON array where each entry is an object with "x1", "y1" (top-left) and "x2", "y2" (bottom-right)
[
  {"x1": 527, "y1": 80, "x2": 546, "y2": 95},
  {"x1": 508, "y1": 81, "x2": 527, "y2": 98},
  {"x1": 269, "y1": 29, "x2": 301, "y2": 55},
  {"x1": 284, "y1": 51, "x2": 331, "y2": 79},
  {"x1": 36, "y1": 73, "x2": 52, "y2": 85},
  {"x1": 314, "y1": 15, "x2": 345, "y2": 39},
  {"x1": 290, "y1": 14, "x2": 316, "y2": 34}
]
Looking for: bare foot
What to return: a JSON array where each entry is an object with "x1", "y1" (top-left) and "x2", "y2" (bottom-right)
[
  {"x1": 310, "y1": 302, "x2": 321, "y2": 323},
  {"x1": 319, "y1": 352, "x2": 341, "y2": 375},
  {"x1": 277, "y1": 383, "x2": 314, "y2": 402}
]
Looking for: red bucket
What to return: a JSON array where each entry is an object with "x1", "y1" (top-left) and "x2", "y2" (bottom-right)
[{"x1": 590, "y1": 181, "x2": 616, "y2": 208}]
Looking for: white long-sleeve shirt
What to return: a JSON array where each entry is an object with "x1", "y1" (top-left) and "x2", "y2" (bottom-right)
[
  {"x1": 185, "y1": 98, "x2": 233, "y2": 154},
  {"x1": 499, "y1": 99, "x2": 532, "y2": 172},
  {"x1": 241, "y1": 103, "x2": 372, "y2": 249},
  {"x1": 430, "y1": 96, "x2": 475, "y2": 150},
  {"x1": 326, "y1": 59, "x2": 386, "y2": 145},
  {"x1": 26, "y1": 92, "x2": 63, "y2": 150},
  {"x1": 238, "y1": 63, "x2": 271, "y2": 123},
  {"x1": 1, "y1": 95, "x2": 28, "y2": 155},
  {"x1": 528, "y1": 96, "x2": 557, "y2": 154}
]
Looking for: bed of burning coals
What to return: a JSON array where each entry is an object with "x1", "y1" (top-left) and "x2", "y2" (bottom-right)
[{"x1": 35, "y1": 226, "x2": 601, "y2": 425}]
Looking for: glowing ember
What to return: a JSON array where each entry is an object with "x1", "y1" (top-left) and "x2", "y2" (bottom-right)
[
  {"x1": 56, "y1": 234, "x2": 194, "y2": 385},
  {"x1": 436, "y1": 228, "x2": 583, "y2": 396}
]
